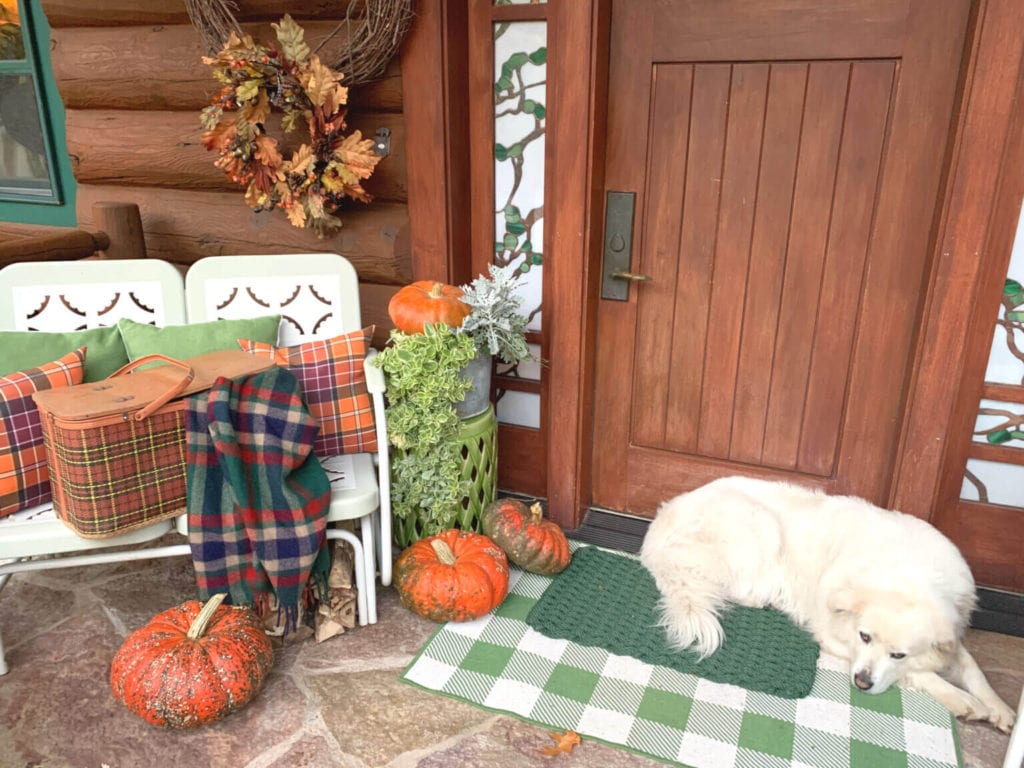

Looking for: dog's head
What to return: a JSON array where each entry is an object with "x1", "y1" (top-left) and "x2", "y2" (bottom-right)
[{"x1": 828, "y1": 585, "x2": 961, "y2": 694}]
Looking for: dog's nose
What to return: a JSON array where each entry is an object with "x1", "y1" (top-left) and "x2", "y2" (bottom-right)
[{"x1": 853, "y1": 670, "x2": 873, "y2": 691}]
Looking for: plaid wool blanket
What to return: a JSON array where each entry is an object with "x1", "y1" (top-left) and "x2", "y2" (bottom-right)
[{"x1": 187, "y1": 367, "x2": 331, "y2": 631}]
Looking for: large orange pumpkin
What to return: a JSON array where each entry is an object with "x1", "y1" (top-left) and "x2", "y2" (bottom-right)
[
  {"x1": 482, "y1": 499, "x2": 572, "y2": 575},
  {"x1": 388, "y1": 280, "x2": 471, "y2": 334},
  {"x1": 394, "y1": 530, "x2": 509, "y2": 622},
  {"x1": 110, "y1": 593, "x2": 274, "y2": 728}
]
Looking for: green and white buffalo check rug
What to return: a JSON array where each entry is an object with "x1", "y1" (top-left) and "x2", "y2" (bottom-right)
[{"x1": 401, "y1": 547, "x2": 963, "y2": 768}]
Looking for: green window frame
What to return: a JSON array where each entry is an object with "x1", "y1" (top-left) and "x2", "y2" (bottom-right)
[{"x1": 0, "y1": 0, "x2": 75, "y2": 225}]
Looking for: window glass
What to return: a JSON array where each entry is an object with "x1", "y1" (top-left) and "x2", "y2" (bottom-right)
[
  {"x1": 0, "y1": 73, "x2": 50, "y2": 196},
  {"x1": 0, "y1": 0, "x2": 69, "y2": 211},
  {"x1": 0, "y1": 1, "x2": 25, "y2": 60}
]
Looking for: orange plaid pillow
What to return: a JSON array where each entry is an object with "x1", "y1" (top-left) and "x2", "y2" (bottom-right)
[
  {"x1": 238, "y1": 327, "x2": 377, "y2": 458},
  {"x1": 0, "y1": 348, "x2": 86, "y2": 517}
]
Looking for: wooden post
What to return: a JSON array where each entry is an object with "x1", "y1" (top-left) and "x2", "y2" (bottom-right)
[{"x1": 91, "y1": 201, "x2": 147, "y2": 259}]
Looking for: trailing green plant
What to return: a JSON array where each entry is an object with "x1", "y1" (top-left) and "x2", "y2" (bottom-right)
[
  {"x1": 458, "y1": 263, "x2": 531, "y2": 364},
  {"x1": 373, "y1": 323, "x2": 477, "y2": 545}
]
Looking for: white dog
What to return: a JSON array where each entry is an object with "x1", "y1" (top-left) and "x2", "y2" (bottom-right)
[{"x1": 639, "y1": 476, "x2": 1016, "y2": 732}]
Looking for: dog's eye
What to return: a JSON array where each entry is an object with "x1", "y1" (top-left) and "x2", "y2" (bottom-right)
[
  {"x1": 859, "y1": 631, "x2": 871, "y2": 644},
  {"x1": 889, "y1": 652, "x2": 906, "y2": 660}
]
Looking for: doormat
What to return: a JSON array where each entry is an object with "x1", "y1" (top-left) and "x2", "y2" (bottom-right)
[
  {"x1": 402, "y1": 546, "x2": 962, "y2": 768},
  {"x1": 525, "y1": 546, "x2": 818, "y2": 698}
]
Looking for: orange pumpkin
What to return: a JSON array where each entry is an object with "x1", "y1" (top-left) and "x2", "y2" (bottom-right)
[
  {"x1": 482, "y1": 499, "x2": 572, "y2": 575},
  {"x1": 388, "y1": 280, "x2": 471, "y2": 334},
  {"x1": 110, "y1": 593, "x2": 274, "y2": 728},
  {"x1": 394, "y1": 530, "x2": 509, "y2": 622}
]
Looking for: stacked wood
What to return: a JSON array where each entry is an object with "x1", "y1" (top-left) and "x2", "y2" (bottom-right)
[
  {"x1": 49, "y1": 24, "x2": 402, "y2": 111},
  {"x1": 66, "y1": 110, "x2": 406, "y2": 200},
  {"x1": 38, "y1": 0, "x2": 407, "y2": 339}
]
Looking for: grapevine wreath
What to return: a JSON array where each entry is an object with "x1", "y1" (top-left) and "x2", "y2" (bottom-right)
[{"x1": 200, "y1": 15, "x2": 382, "y2": 235}]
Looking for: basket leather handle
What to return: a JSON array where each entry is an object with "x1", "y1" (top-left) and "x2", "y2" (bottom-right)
[{"x1": 107, "y1": 354, "x2": 196, "y2": 421}]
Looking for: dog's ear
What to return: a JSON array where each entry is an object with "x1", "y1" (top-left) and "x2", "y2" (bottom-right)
[
  {"x1": 930, "y1": 617, "x2": 960, "y2": 657},
  {"x1": 828, "y1": 586, "x2": 861, "y2": 615},
  {"x1": 932, "y1": 637, "x2": 958, "y2": 657}
]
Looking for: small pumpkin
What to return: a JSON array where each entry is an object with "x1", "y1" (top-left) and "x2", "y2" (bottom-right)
[
  {"x1": 482, "y1": 499, "x2": 572, "y2": 575},
  {"x1": 110, "y1": 593, "x2": 274, "y2": 728},
  {"x1": 394, "y1": 529, "x2": 509, "y2": 622},
  {"x1": 388, "y1": 280, "x2": 472, "y2": 335}
]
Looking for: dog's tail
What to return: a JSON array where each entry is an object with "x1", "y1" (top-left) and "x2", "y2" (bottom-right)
[{"x1": 654, "y1": 586, "x2": 725, "y2": 659}]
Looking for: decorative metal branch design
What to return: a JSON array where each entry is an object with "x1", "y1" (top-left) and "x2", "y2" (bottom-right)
[
  {"x1": 963, "y1": 467, "x2": 989, "y2": 504},
  {"x1": 493, "y1": 35, "x2": 546, "y2": 280},
  {"x1": 975, "y1": 406, "x2": 1024, "y2": 446},
  {"x1": 998, "y1": 278, "x2": 1024, "y2": 384}
]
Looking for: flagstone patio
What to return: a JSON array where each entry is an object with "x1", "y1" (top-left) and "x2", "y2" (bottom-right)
[{"x1": 0, "y1": 540, "x2": 1020, "y2": 768}]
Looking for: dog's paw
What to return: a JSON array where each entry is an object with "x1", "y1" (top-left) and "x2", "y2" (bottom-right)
[
  {"x1": 987, "y1": 699, "x2": 1015, "y2": 734},
  {"x1": 952, "y1": 693, "x2": 991, "y2": 723}
]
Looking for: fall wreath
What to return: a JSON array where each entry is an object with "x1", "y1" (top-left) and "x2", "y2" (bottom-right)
[{"x1": 200, "y1": 16, "x2": 381, "y2": 235}]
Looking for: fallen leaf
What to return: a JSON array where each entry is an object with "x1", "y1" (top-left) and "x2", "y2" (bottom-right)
[{"x1": 539, "y1": 729, "x2": 581, "y2": 757}]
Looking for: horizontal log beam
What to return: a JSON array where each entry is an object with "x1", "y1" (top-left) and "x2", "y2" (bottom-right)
[
  {"x1": 0, "y1": 228, "x2": 109, "y2": 267},
  {"x1": 66, "y1": 110, "x2": 407, "y2": 202},
  {"x1": 75, "y1": 184, "x2": 412, "y2": 285},
  {"x1": 41, "y1": 1, "x2": 357, "y2": 27},
  {"x1": 50, "y1": 22, "x2": 402, "y2": 111}
]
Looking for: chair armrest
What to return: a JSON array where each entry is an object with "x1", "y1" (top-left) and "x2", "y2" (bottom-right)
[{"x1": 363, "y1": 349, "x2": 387, "y2": 394}]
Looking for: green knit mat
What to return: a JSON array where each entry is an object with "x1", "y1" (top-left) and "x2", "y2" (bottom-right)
[{"x1": 524, "y1": 547, "x2": 820, "y2": 698}]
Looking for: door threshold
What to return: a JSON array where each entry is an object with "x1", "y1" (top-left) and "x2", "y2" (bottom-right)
[
  {"x1": 570, "y1": 509, "x2": 1024, "y2": 637},
  {"x1": 568, "y1": 507, "x2": 649, "y2": 554}
]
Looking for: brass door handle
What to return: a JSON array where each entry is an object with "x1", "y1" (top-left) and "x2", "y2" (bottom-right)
[{"x1": 611, "y1": 271, "x2": 651, "y2": 282}]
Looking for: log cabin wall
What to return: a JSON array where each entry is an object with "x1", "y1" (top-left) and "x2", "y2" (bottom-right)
[{"x1": 33, "y1": 0, "x2": 410, "y2": 343}]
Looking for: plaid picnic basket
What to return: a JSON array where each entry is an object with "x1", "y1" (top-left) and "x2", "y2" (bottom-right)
[{"x1": 31, "y1": 350, "x2": 272, "y2": 538}]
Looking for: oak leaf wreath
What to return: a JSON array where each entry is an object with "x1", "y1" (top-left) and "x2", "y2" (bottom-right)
[{"x1": 199, "y1": 16, "x2": 381, "y2": 235}]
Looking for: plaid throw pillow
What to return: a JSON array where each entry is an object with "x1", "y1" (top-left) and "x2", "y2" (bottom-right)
[
  {"x1": 238, "y1": 327, "x2": 377, "y2": 457},
  {"x1": 0, "y1": 348, "x2": 86, "y2": 517}
]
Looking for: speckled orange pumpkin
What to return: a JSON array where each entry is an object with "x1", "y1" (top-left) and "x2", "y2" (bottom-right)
[
  {"x1": 110, "y1": 593, "x2": 274, "y2": 728},
  {"x1": 394, "y1": 530, "x2": 509, "y2": 622},
  {"x1": 387, "y1": 280, "x2": 471, "y2": 334},
  {"x1": 482, "y1": 499, "x2": 572, "y2": 575}
]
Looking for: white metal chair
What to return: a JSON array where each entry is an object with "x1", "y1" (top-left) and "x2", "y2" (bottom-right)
[
  {"x1": 184, "y1": 253, "x2": 392, "y2": 626},
  {"x1": 1005, "y1": 686, "x2": 1024, "y2": 768},
  {"x1": 0, "y1": 258, "x2": 190, "y2": 675}
]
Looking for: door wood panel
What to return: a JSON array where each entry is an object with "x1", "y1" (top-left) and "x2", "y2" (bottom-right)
[{"x1": 591, "y1": 0, "x2": 971, "y2": 515}]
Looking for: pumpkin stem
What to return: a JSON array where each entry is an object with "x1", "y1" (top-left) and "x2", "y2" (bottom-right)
[
  {"x1": 530, "y1": 502, "x2": 545, "y2": 522},
  {"x1": 427, "y1": 282, "x2": 447, "y2": 299},
  {"x1": 430, "y1": 538, "x2": 458, "y2": 565},
  {"x1": 187, "y1": 593, "x2": 228, "y2": 640}
]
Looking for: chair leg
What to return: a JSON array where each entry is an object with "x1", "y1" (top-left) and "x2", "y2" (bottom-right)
[
  {"x1": 0, "y1": 572, "x2": 10, "y2": 675},
  {"x1": 1004, "y1": 687, "x2": 1024, "y2": 768},
  {"x1": 325, "y1": 529, "x2": 368, "y2": 626},
  {"x1": 359, "y1": 515, "x2": 377, "y2": 624}
]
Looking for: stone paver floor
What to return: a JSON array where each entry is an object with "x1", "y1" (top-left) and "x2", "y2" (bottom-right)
[{"x1": 0, "y1": 544, "x2": 1020, "y2": 768}]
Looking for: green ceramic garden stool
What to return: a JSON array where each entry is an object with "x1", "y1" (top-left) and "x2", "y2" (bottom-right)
[{"x1": 454, "y1": 405, "x2": 498, "y2": 532}]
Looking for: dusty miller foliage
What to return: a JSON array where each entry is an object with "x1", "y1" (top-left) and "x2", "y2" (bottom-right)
[{"x1": 458, "y1": 264, "x2": 531, "y2": 364}]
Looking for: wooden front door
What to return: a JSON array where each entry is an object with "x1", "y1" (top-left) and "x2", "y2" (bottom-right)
[{"x1": 591, "y1": 0, "x2": 972, "y2": 516}]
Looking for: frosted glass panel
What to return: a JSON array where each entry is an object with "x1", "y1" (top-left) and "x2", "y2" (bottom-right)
[
  {"x1": 494, "y1": 20, "x2": 545, "y2": 334},
  {"x1": 496, "y1": 342, "x2": 541, "y2": 381},
  {"x1": 962, "y1": 459, "x2": 1024, "y2": 508},
  {"x1": 983, "y1": 199, "x2": 1024, "y2": 385},
  {"x1": 494, "y1": 21, "x2": 545, "y2": 432},
  {"x1": 496, "y1": 390, "x2": 541, "y2": 429},
  {"x1": 961, "y1": 199, "x2": 1024, "y2": 508},
  {"x1": 972, "y1": 399, "x2": 1024, "y2": 449}
]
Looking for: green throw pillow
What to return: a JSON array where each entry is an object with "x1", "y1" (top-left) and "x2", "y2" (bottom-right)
[
  {"x1": 0, "y1": 326, "x2": 129, "y2": 382},
  {"x1": 118, "y1": 315, "x2": 281, "y2": 361}
]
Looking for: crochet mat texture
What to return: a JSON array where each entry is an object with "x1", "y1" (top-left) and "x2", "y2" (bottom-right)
[{"x1": 525, "y1": 546, "x2": 820, "y2": 698}]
